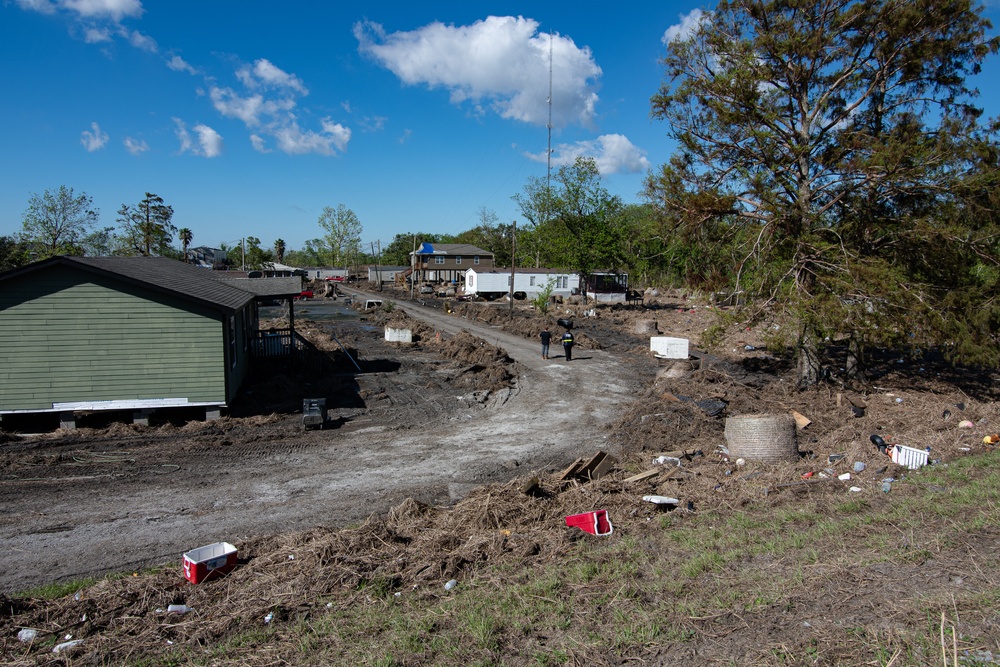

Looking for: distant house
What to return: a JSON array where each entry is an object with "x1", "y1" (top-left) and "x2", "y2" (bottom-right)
[
  {"x1": 0, "y1": 256, "x2": 275, "y2": 428},
  {"x1": 186, "y1": 246, "x2": 227, "y2": 269},
  {"x1": 463, "y1": 268, "x2": 580, "y2": 300},
  {"x1": 368, "y1": 265, "x2": 409, "y2": 285},
  {"x1": 410, "y1": 243, "x2": 493, "y2": 284},
  {"x1": 300, "y1": 267, "x2": 349, "y2": 281}
]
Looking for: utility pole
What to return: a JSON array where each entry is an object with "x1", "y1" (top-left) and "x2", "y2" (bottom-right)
[{"x1": 509, "y1": 221, "x2": 516, "y2": 313}]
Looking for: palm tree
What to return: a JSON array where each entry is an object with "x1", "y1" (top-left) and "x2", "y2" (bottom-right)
[
  {"x1": 274, "y1": 238, "x2": 286, "y2": 264},
  {"x1": 178, "y1": 228, "x2": 193, "y2": 262}
]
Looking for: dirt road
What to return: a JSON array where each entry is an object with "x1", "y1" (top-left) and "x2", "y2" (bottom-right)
[{"x1": 0, "y1": 296, "x2": 648, "y2": 594}]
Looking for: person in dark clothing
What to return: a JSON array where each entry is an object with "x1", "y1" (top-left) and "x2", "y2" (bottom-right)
[
  {"x1": 561, "y1": 330, "x2": 574, "y2": 361},
  {"x1": 540, "y1": 327, "x2": 552, "y2": 359}
]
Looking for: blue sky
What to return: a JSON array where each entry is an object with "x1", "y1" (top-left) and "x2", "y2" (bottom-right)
[{"x1": 3, "y1": 1, "x2": 1000, "y2": 254}]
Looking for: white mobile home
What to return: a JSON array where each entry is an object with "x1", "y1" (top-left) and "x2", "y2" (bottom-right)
[{"x1": 464, "y1": 268, "x2": 580, "y2": 301}]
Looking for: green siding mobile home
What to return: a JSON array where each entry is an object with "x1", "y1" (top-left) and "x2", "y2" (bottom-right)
[{"x1": 0, "y1": 256, "x2": 256, "y2": 417}]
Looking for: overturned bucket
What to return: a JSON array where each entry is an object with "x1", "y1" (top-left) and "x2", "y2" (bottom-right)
[
  {"x1": 565, "y1": 510, "x2": 613, "y2": 536},
  {"x1": 724, "y1": 413, "x2": 799, "y2": 462}
]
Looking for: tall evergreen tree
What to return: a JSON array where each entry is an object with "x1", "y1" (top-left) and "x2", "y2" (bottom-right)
[{"x1": 646, "y1": 0, "x2": 1000, "y2": 384}]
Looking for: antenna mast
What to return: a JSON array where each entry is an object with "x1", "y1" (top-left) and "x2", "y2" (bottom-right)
[{"x1": 546, "y1": 33, "x2": 553, "y2": 191}]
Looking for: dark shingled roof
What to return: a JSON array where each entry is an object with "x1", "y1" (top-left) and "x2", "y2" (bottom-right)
[{"x1": 1, "y1": 256, "x2": 255, "y2": 314}]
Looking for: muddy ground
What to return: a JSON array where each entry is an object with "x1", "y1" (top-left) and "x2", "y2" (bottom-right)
[{"x1": 2, "y1": 284, "x2": 999, "y2": 664}]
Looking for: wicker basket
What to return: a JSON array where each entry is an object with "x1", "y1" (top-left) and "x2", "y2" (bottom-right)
[{"x1": 724, "y1": 413, "x2": 798, "y2": 462}]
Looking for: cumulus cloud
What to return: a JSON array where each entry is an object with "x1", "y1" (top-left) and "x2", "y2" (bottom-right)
[
  {"x1": 236, "y1": 58, "x2": 308, "y2": 95},
  {"x1": 663, "y1": 9, "x2": 709, "y2": 44},
  {"x1": 272, "y1": 118, "x2": 351, "y2": 156},
  {"x1": 17, "y1": 0, "x2": 143, "y2": 21},
  {"x1": 123, "y1": 136, "x2": 148, "y2": 155},
  {"x1": 525, "y1": 133, "x2": 650, "y2": 175},
  {"x1": 355, "y1": 16, "x2": 601, "y2": 129},
  {"x1": 80, "y1": 121, "x2": 108, "y2": 151},
  {"x1": 173, "y1": 118, "x2": 223, "y2": 158},
  {"x1": 208, "y1": 58, "x2": 350, "y2": 156}
]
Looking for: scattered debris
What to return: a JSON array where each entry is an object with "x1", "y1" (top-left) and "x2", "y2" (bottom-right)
[
  {"x1": 622, "y1": 469, "x2": 660, "y2": 484},
  {"x1": 790, "y1": 410, "x2": 812, "y2": 429},
  {"x1": 558, "y1": 451, "x2": 618, "y2": 483}
]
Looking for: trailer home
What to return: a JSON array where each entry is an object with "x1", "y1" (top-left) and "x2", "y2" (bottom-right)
[{"x1": 463, "y1": 268, "x2": 580, "y2": 301}]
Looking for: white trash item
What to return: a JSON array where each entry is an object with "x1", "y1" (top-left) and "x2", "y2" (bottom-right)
[
  {"x1": 18, "y1": 628, "x2": 38, "y2": 642},
  {"x1": 53, "y1": 639, "x2": 84, "y2": 653},
  {"x1": 643, "y1": 495, "x2": 680, "y2": 506},
  {"x1": 891, "y1": 445, "x2": 929, "y2": 470}
]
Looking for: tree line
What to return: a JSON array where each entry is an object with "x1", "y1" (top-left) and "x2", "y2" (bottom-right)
[{"x1": 4, "y1": 0, "x2": 999, "y2": 386}]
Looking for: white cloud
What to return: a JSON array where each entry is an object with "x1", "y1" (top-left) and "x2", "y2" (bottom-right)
[
  {"x1": 208, "y1": 59, "x2": 350, "y2": 156},
  {"x1": 173, "y1": 118, "x2": 223, "y2": 158},
  {"x1": 83, "y1": 26, "x2": 110, "y2": 43},
  {"x1": 250, "y1": 134, "x2": 269, "y2": 153},
  {"x1": 80, "y1": 121, "x2": 108, "y2": 151},
  {"x1": 62, "y1": 0, "x2": 143, "y2": 21},
  {"x1": 355, "y1": 16, "x2": 601, "y2": 129},
  {"x1": 359, "y1": 116, "x2": 386, "y2": 132},
  {"x1": 272, "y1": 119, "x2": 350, "y2": 156},
  {"x1": 123, "y1": 136, "x2": 148, "y2": 155},
  {"x1": 663, "y1": 9, "x2": 709, "y2": 44},
  {"x1": 236, "y1": 58, "x2": 307, "y2": 94},
  {"x1": 18, "y1": 0, "x2": 143, "y2": 21},
  {"x1": 15, "y1": 1, "x2": 57, "y2": 15},
  {"x1": 209, "y1": 86, "x2": 298, "y2": 128},
  {"x1": 525, "y1": 133, "x2": 650, "y2": 175},
  {"x1": 119, "y1": 26, "x2": 156, "y2": 52},
  {"x1": 193, "y1": 124, "x2": 223, "y2": 157},
  {"x1": 166, "y1": 54, "x2": 197, "y2": 75}
]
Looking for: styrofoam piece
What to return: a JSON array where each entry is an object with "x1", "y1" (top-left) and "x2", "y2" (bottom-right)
[
  {"x1": 891, "y1": 445, "x2": 929, "y2": 469},
  {"x1": 384, "y1": 327, "x2": 412, "y2": 343},
  {"x1": 650, "y1": 337, "x2": 690, "y2": 359},
  {"x1": 642, "y1": 495, "x2": 679, "y2": 505}
]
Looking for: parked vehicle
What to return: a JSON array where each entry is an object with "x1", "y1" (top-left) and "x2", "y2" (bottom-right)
[{"x1": 297, "y1": 289, "x2": 314, "y2": 300}]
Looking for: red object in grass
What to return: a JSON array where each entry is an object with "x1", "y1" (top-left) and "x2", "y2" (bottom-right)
[{"x1": 564, "y1": 510, "x2": 613, "y2": 536}]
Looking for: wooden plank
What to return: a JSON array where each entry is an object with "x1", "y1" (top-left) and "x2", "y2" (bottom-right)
[
  {"x1": 623, "y1": 469, "x2": 660, "y2": 484},
  {"x1": 580, "y1": 451, "x2": 618, "y2": 480},
  {"x1": 556, "y1": 458, "x2": 584, "y2": 482}
]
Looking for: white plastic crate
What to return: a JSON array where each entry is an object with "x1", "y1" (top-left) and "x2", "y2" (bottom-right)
[{"x1": 891, "y1": 445, "x2": 929, "y2": 470}]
